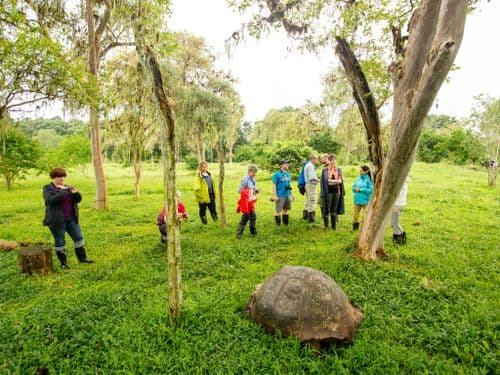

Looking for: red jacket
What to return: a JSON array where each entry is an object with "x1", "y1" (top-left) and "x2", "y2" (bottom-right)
[
  {"x1": 237, "y1": 188, "x2": 257, "y2": 215},
  {"x1": 157, "y1": 202, "x2": 187, "y2": 225}
]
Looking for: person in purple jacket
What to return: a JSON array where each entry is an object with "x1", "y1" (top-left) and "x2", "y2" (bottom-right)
[{"x1": 43, "y1": 167, "x2": 94, "y2": 269}]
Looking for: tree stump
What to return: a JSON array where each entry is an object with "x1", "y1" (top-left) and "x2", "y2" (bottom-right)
[{"x1": 18, "y1": 246, "x2": 54, "y2": 275}]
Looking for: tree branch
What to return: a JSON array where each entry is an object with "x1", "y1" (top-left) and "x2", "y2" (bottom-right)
[
  {"x1": 335, "y1": 37, "x2": 384, "y2": 179},
  {"x1": 100, "y1": 41, "x2": 136, "y2": 58},
  {"x1": 393, "y1": 0, "x2": 442, "y2": 99},
  {"x1": 6, "y1": 95, "x2": 51, "y2": 110},
  {"x1": 95, "y1": 0, "x2": 111, "y2": 39},
  {"x1": 411, "y1": 0, "x2": 468, "y2": 124}
]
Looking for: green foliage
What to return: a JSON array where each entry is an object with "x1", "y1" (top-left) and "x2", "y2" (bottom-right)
[
  {"x1": 0, "y1": 126, "x2": 40, "y2": 190},
  {"x1": 184, "y1": 155, "x2": 199, "y2": 171},
  {"x1": 0, "y1": 2, "x2": 96, "y2": 114},
  {"x1": 233, "y1": 144, "x2": 264, "y2": 163},
  {"x1": 418, "y1": 131, "x2": 448, "y2": 163},
  {"x1": 251, "y1": 107, "x2": 323, "y2": 145},
  {"x1": 307, "y1": 130, "x2": 340, "y2": 154},
  {"x1": 16, "y1": 117, "x2": 88, "y2": 137},
  {"x1": 34, "y1": 129, "x2": 62, "y2": 149},
  {"x1": 418, "y1": 129, "x2": 486, "y2": 165},
  {"x1": 0, "y1": 162, "x2": 497, "y2": 373},
  {"x1": 258, "y1": 142, "x2": 314, "y2": 177},
  {"x1": 445, "y1": 129, "x2": 485, "y2": 165}
]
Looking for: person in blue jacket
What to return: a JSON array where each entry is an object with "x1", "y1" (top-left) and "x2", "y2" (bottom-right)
[{"x1": 351, "y1": 165, "x2": 373, "y2": 230}]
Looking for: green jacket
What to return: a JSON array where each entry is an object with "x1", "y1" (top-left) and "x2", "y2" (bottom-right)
[{"x1": 194, "y1": 172, "x2": 214, "y2": 203}]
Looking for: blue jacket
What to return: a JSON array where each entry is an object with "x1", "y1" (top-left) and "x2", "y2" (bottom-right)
[{"x1": 352, "y1": 174, "x2": 373, "y2": 206}]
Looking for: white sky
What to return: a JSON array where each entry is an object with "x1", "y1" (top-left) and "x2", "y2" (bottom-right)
[{"x1": 169, "y1": 0, "x2": 500, "y2": 122}]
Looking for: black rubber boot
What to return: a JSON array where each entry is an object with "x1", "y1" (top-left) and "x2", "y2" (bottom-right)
[
  {"x1": 282, "y1": 214, "x2": 289, "y2": 226},
  {"x1": 402, "y1": 232, "x2": 407, "y2": 244},
  {"x1": 201, "y1": 216, "x2": 208, "y2": 225},
  {"x1": 353, "y1": 222, "x2": 360, "y2": 231},
  {"x1": 323, "y1": 216, "x2": 329, "y2": 228},
  {"x1": 236, "y1": 223, "x2": 245, "y2": 239},
  {"x1": 75, "y1": 247, "x2": 94, "y2": 264},
  {"x1": 211, "y1": 214, "x2": 218, "y2": 222},
  {"x1": 330, "y1": 215, "x2": 337, "y2": 230},
  {"x1": 275, "y1": 215, "x2": 281, "y2": 226},
  {"x1": 302, "y1": 210, "x2": 308, "y2": 221},
  {"x1": 250, "y1": 226, "x2": 257, "y2": 236},
  {"x1": 308, "y1": 212, "x2": 316, "y2": 223},
  {"x1": 394, "y1": 232, "x2": 407, "y2": 245},
  {"x1": 56, "y1": 250, "x2": 69, "y2": 269}
]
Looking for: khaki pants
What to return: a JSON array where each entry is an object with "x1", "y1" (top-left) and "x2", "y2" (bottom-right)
[
  {"x1": 353, "y1": 204, "x2": 366, "y2": 223},
  {"x1": 391, "y1": 205, "x2": 404, "y2": 235},
  {"x1": 304, "y1": 183, "x2": 317, "y2": 213}
]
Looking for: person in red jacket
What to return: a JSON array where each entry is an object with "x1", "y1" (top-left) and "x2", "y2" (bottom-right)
[
  {"x1": 157, "y1": 191, "x2": 188, "y2": 243},
  {"x1": 236, "y1": 187, "x2": 257, "y2": 239}
]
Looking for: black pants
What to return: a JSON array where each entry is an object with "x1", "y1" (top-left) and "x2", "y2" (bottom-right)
[
  {"x1": 325, "y1": 192, "x2": 340, "y2": 218},
  {"x1": 199, "y1": 194, "x2": 218, "y2": 221},
  {"x1": 239, "y1": 211, "x2": 257, "y2": 231}
]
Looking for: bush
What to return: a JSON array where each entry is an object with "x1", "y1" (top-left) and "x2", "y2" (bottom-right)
[
  {"x1": 184, "y1": 155, "x2": 199, "y2": 170},
  {"x1": 258, "y1": 142, "x2": 315, "y2": 177},
  {"x1": 418, "y1": 131, "x2": 448, "y2": 163},
  {"x1": 308, "y1": 131, "x2": 341, "y2": 155},
  {"x1": 234, "y1": 144, "x2": 263, "y2": 163}
]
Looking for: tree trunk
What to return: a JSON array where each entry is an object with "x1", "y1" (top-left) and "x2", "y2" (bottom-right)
[
  {"x1": 355, "y1": 0, "x2": 468, "y2": 259},
  {"x1": 335, "y1": 37, "x2": 384, "y2": 182},
  {"x1": 134, "y1": 23, "x2": 183, "y2": 318},
  {"x1": 343, "y1": 143, "x2": 352, "y2": 167},
  {"x1": 86, "y1": 0, "x2": 109, "y2": 210},
  {"x1": 217, "y1": 140, "x2": 227, "y2": 227},
  {"x1": 132, "y1": 145, "x2": 141, "y2": 199},
  {"x1": 197, "y1": 125, "x2": 205, "y2": 162},
  {"x1": 18, "y1": 246, "x2": 53, "y2": 275},
  {"x1": 227, "y1": 141, "x2": 234, "y2": 164}
]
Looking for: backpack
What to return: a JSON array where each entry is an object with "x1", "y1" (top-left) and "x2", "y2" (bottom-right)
[{"x1": 297, "y1": 161, "x2": 307, "y2": 195}]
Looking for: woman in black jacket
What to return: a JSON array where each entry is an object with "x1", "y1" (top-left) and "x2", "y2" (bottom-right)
[{"x1": 43, "y1": 167, "x2": 94, "y2": 269}]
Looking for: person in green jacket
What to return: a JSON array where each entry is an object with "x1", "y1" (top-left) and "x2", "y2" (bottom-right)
[
  {"x1": 194, "y1": 161, "x2": 218, "y2": 224},
  {"x1": 351, "y1": 165, "x2": 373, "y2": 230}
]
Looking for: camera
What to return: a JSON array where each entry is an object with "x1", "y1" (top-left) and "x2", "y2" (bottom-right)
[
  {"x1": 285, "y1": 186, "x2": 292, "y2": 191},
  {"x1": 254, "y1": 188, "x2": 260, "y2": 194}
]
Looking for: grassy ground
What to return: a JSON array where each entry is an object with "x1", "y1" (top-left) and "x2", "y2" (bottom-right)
[{"x1": 0, "y1": 162, "x2": 498, "y2": 374}]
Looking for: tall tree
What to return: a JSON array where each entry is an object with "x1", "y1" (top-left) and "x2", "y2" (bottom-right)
[
  {"x1": 132, "y1": 0, "x2": 183, "y2": 319},
  {"x1": 231, "y1": 0, "x2": 469, "y2": 260},
  {"x1": 104, "y1": 52, "x2": 158, "y2": 198}
]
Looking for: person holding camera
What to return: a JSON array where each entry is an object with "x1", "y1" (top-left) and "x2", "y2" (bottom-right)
[
  {"x1": 237, "y1": 165, "x2": 259, "y2": 238},
  {"x1": 303, "y1": 154, "x2": 320, "y2": 223},
  {"x1": 272, "y1": 160, "x2": 294, "y2": 226},
  {"x1": 42, "y1": 167, "x2": 94, "y2": 269}
]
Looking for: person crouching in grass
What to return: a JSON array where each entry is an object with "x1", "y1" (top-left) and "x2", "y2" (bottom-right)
[
  {"x1": 157, "y1": 191, "x2": 188, "y2": 243},
  {"x1": 236, "y1": 165, "x2": 259, "y2": 238},
  {"x1": 272, "y1": 159, "x2": 294, "y2": 226},
  {"x1": 43, "y1": 167, "x2": 94, "y2": 269}
]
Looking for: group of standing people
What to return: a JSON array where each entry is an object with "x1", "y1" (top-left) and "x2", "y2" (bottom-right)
[{"x1": 43, "y1": 158, "x2": 409, "y2": 270}]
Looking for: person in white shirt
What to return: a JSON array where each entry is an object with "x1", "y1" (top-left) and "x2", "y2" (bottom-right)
[
  {"x1": 303, "y1": 154, "x2": 320, "y2": 223},
  {"x1": 391, "y1": 175, "x2": 411, "y2": 244}
]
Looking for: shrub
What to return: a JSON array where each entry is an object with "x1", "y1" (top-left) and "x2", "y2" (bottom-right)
[
  {"x1": 258, "y1": 142, "x2": 315, "y2": 177},
  {"x1": 184, "y1": 155, "x2": 199, "y2": 170}
]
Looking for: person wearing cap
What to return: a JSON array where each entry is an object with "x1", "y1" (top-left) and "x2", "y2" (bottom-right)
[
  {"x1": 272, "y1": 160, "x2": 294, "y2": 226},
  {"x1": 42, "y1": 167, "x2": 94, "y2": 269},
  {"x1": 237, "y1": 165, "x2": 259, "y2": 238},
  {"x1": 303, "y1": 154, "x2": 320, "y2": 223}
]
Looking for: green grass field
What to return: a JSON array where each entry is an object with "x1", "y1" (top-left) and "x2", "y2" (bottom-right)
[{"x1": 0, "y1": 162, "x2": 498, "y2": 374}]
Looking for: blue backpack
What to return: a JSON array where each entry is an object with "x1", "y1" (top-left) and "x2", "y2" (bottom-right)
[{"x1": 297, "y1": 161, "x2": 307, "y2": 195}]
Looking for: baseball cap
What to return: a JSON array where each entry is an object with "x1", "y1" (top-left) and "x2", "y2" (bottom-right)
[{"x1": 278, "y1": 159, "x2": 288, "y2": 165}]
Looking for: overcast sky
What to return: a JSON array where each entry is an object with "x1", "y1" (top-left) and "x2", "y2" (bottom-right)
[{"x1": 169, "y1": 0, "x2": 500, "y2": 122}]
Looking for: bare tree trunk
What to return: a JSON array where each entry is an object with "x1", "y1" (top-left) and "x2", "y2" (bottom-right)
[
  {"x1": 356, "y1": 0, "x2": 468, "y2": 259},
  {"x1": 227, "y1": 141, "x2": 234, "y2": 164},
  {"x1": 336, "y1": 37, "x2": 384, "y2": 182},
  {"x1": 343, "y1": 143, "x2": 352, "y2": 167},
  {"x1": 86, "y1": 0, "x2": 110, "y2": 210},
  {"x1": 134, "y1": 23, "x2": 182, "y2": 318},
  {"x1": 217, "y1": 140, "x2": 227, "y2": 227},
  {"x1": 197, "y1": 124, "x2": 205, "y2": 162},
  {"x1": 132, "y1": 145, "x2": 141, "y2": 199}
]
